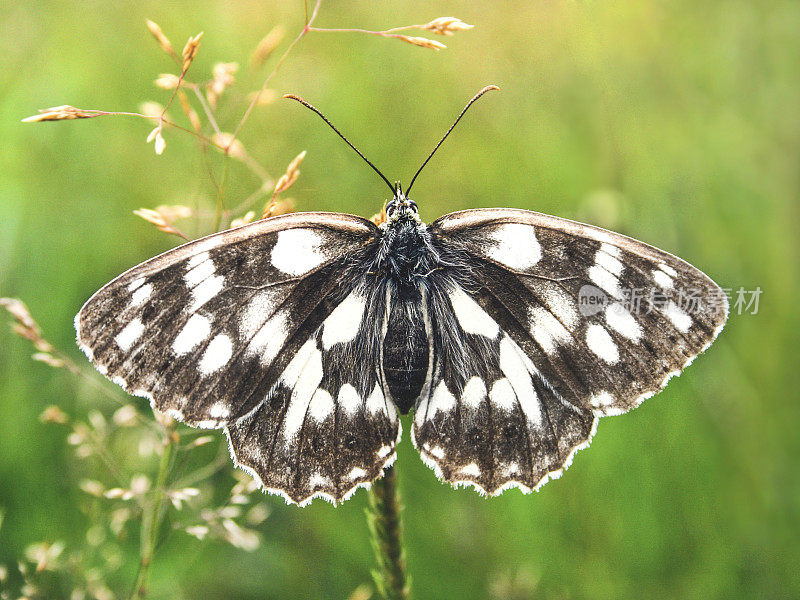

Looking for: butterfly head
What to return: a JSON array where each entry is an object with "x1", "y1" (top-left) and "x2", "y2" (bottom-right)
[{"x1": 385, "y1": 183, "x2": 420, "y2": 225}]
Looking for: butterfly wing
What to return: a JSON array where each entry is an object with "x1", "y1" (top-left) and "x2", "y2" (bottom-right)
[
  {"x1": 226, "y1": 285, "x2": 401, "y2": 506},
  {"x1": 76, "y1": 212, "x2": 399, "y2": 505},
  {"x1": 411, "y1": 208, "x2": 728, "y2": 494}
]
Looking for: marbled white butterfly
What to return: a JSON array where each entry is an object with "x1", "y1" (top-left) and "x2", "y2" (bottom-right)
[{"x1": 76, "y1": 87, "x2": 728, "y2": 506}]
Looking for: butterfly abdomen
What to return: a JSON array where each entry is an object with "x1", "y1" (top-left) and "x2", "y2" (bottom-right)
[{"x1": 382, "y1": 296, "x2": 429, "y2": 414}]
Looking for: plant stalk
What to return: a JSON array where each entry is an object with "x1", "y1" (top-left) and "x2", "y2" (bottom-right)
[
  {"x1": 130, "y1": 422, "x2": 178, "y2": 599},
  {"x1": 366, "y1": 465, "x2": 410, "y2": 600}
]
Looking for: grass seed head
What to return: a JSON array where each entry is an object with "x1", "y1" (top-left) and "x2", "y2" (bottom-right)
[
  {"x1": 395, "y1": 35, "x2": 446, "y2": 50},
  {"x1": 181, "y1": 32, "x2": 204, "y2": 73},
  {"x1": 207, "y1": 62, "x2": 239, "y2": 108},
  {"x1": 422, "y1": 16, "x2": 474, "y2": 36},
  {"x1": 146, "y1": 20, "x2": 176, "y2": 58},
  {"x1": 251, "y1": 25, "x2": 285, "y2": 68},
  {"x1": 22, "y1": 105, "x2": 103, "y2": 122}
]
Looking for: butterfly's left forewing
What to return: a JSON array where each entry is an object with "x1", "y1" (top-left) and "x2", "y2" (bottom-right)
[{"x1": 412, "y1": 208, "x2": 728, "y2": 494}]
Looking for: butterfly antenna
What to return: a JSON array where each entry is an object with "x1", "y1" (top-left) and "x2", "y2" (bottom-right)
[
  {"x1": 406, "y1": 85, "x2": 500, "y2": 195},
  {"x1": 284, "y1": 94, "x2": 396, "y2": 194}
]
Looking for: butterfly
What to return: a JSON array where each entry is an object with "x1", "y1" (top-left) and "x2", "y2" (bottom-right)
[{"x1": 75, "y1": 87, "x2": 728, "y2": 506}]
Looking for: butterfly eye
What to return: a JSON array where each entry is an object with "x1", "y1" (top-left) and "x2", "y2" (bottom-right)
[
  {"x1": 408, "y1": 200, "x2": 419, "y2": 213},
  {"x1": 386, "y1": 201, "x2": 397, "y2": 216}
]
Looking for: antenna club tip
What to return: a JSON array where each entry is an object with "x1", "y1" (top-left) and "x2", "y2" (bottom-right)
[{"x1": 485, "y1": 85, "x2": 500, "y2": 91}]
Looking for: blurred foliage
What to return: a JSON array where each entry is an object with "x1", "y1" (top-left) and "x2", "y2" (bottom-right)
[{"x1": 1, "y1": 1, "x2": 798, "y2": 598}]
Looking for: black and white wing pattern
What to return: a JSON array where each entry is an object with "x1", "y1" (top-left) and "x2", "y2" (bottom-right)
[
  {"x1": 412, "y1": 208, "x2": 728, "y2": 495},
  {"x1": 76, "y1": 212, "x2": 399, "y2": 506}
]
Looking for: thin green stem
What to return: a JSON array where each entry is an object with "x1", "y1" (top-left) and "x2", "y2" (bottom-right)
[
  {"x1": 366, "y1": 465, "x2": 410, "y2": 600},
  {"x1": 213, "y1": 157, "x2": 231, "y2": 232},
  {"x1": 129, "y1": 423, "x2": 178, "y2": 599}
]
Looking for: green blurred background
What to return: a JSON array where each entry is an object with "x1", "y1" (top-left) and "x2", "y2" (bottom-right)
[{"x1": 1, "y1": 1, "x2": 798, "y2": 598}]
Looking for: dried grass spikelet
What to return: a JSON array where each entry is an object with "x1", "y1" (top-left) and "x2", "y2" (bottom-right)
[
  {"x1": 230, "y1": 211, "x2": 256, "y2": 228},
  {"x1": 32, "y1": 352, "x2": 66, "y2": 368},
  {"x1": 251, "y1": 25, "x2": 285, "y2": 68},
  {"x1": 146, "y1": 19, "x2": 176, "y2": 59},
  {"x1": 177, "y1": 89, "x2": 202, "y2": 132},
  {"x1": 154, "y1": 73, "x2": 181, "y2": 90},
  {"x1": 155, "y1": 204, "x2": 193, "y2": 221},
  {"x1": 182, "y1": 32, "x2": 204, "y2": 73},
  {"x1": 21, "y1": 106, "x2": 103, "y2": 122},
  {"x1": 133, "y1": 206, "x2": 191, "y2": 239},
  {"x1": 246, "y1": 88, "x2": 279, "y2": 106},
  {"x1": 146, "y1": 125, "x2": 166, "y2": 155},
  {"x1": 140, "y1": 101, "x2": 165, "y2": 118},
  {"x1": 274, "y1": 150, "x2": 306, "y2": 194},
  {"x1": 395, "y1": 35, "x2": 446, "y2": 50},
  {"x1": 0, "y1": 297, "x2": 53, "y2": 353},
  {"x1": 40, "y1": 405, "x2": 68, "y2": 424},
  {"x1": 421, "y1": 16, "x2": 474, "y2": 36},
  {"x1": 211, "y1": 132, "x2": 247, "y2": 159},
  {"x1": 261, "y1": 197, "x2": 295, "y2": 219},
  {"x1": 207, "y1": 62, "x2": 239, "y2": 108}
]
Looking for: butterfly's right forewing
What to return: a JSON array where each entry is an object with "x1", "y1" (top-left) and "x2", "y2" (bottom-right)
[{"x1": 76, "y1": 213, "x2": 378, "y2": 427}]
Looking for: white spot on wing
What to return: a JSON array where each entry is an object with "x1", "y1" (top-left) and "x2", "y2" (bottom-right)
[
  {"x1": 590, "y1": 391, "x2": 623, "y2": 415},
  {"x1": 184, "y1": 254, "x2": 214, "y2": 286},
  {"x1": 189, "y1": 275, "x2": 224, "y2": 312},
  {"x1": 659, "y1": 262, "x2": 678, "y2": 277},
  {"x1": 209, "y1": 402, "x2": 230, "y2": 419},
  {"x1": 127, "y1": 277, "x2": 146, "y2": 292},
  {"x1": 429, "y1": 380, "x2": 456, "y2": 418},
  {"x1": 595, "y1": 247, "x2": 624, "y2": 276},
  {"x1": 309, "y1": 472, "x2": 331, "y2": 488},
  {"x1": 653, "y1": 269, "x2": 674, "y2": 289},
  {"x1": 600, "y1": 243, "x2": 621, "y2": 258},
  {"x1": 461, "y1": 377, "x2": 487, "y2": 409},
  {"x1": 173, "y1": 314, "x2": 211, "y2": 355},
  {"x1": 663, "y1": 301, "x2": 692, "y2": 332},
  {"x1": 115, "y1": 318, "x2": 144, "y2": 351},
  {"x1": 499, "y1": 336, "x2": 542, "y2": 426},
  {"x1": 321, "y1": 291, "x2": 367, "y2": 349},
  {"x1": 281, "y1": 340, "x2": 323, "y2": 441},
  {"x1": 448, "y1": 287, "x2": 499, "y2": 338},
  {"x1": 198, "y1": 333, "x2": 233, "y2": 375},
  {"x1": 365, "y1": 383, "x2": 386, "y2": 416},
  {"x1": 489, "y1": 378, "x2": 516, "y2": 411},
  {"x1": 486, "y1": 223, "x2": 542, "y2": 270},
  {"x1": 129, "y1": 283, "x2": 153, "y2": 307},
  {"x1": 187, "y1": 251, "x2": 210, "y2": 269},
  {"x1": 605, "y1": 302, "x2": 642, "y2": 342},
  {"x1": 589, "y1": 265, "x2": 621, "y2": 299},
  {"x1": 271, "y1": 229, "x2": 327, "y2": 276},
  {"x1": 585, "y1": 324, "x2": 619, "y2": 363},
  {"x1": 248, "y1": 312, "x2": 288, "y2": 364},
  {"x1": 528, "y1": 306, "x2": 570, "y2": 355},
  {"x1": 348, "y1": 467, "x2": 367, "y2": 480},
  {"x1": 338, "y1": 384, "x2": 362, "y2": 416},
  {"x1": 241, "y1": 289, "x2": 280, "y2": 337},
  {"x1": 429, "y1": 446, "x2": 445, "y2": 459},
  {"x1": 459, "y1": 462, "x2": 481, "y2": 477},
  {"x1": 590, "y1": 391, "x2": 615, "y2": 408},
  {"x1": 539, "y1": 285, "x2": 579, "y2": 329},
  {"x1": 308, "y1": 388, "x2": 334, "y2": 423}
]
